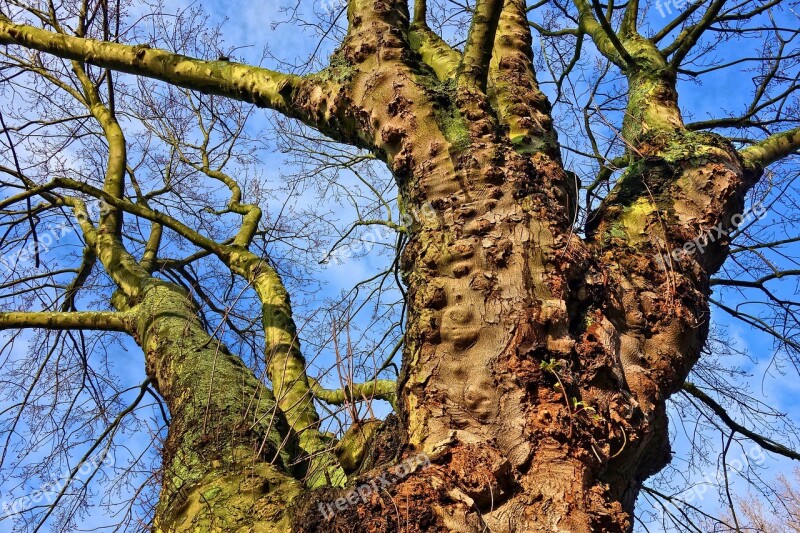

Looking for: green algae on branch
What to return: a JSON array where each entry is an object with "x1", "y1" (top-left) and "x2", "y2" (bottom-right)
[
  {"x1": 414, "y1": 76, "x2": 471, "y2": 152},
  {"x1": 317, "y1": 53, "x2": 357, "y2": 83}
]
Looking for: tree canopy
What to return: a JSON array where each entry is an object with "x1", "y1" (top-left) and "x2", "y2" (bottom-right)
[{"x1": 0, "y1": 0, "x2": 798, "y2": 531}]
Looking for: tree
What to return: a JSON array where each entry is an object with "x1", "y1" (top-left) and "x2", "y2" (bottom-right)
[{"x1": 0, "y1": 0, "x2": 798, "y2": 531}]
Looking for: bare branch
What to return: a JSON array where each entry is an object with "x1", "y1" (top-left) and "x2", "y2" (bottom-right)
[
  {"x1": 460, "y1": 0, "x2": 505, "y2": 91},
  {"x1": 0, "y1": 310, "x2": 132, "y2": 331},
  {"x1": 741, "y1": 127, "x2": 800, "y2": 169},
  {"x1": 683, "y1": 382, "x2": 800, "y2": 461},
  {"x1": 0, "y1": 15, "x2": 306, "y2": 122}
]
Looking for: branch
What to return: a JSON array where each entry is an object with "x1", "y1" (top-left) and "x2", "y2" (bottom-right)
[
  {"x1": 590, "y1": 0, "x2": 633, "y2": 65},
  {"x1": 572, "y1": 0, "x2": 632, "y2": 67},
  {"x1": 711, "y1": 269, "x2": 800, "y2": 288},
  {"x1": 642, "y1": 486, "x2": 740, "y2": 530},
  {"x1": 650, "y1": 0, "x2": 707, "y2": 44},
  {"x1": 0, "y1": 15, "x2": 304, "y2": 119},
  {"x1": 711, "y1": 297, "x2": 800, "y2": 355},
  {"x1": 460, "y1": 0, "x2": 505, "y2": 91},
  {"x1": 409, "y1": 26, "x2": 461, "y2": 80},
  {"x1": 0, "y1": 310, "x2": 132, "y2": 331},
  {"x1": 683, "y1": 382, "x2": 800, "y2": 461},
  {"x1": 413, "y1": 0, "x2": 427, "y2": 24},
  {"x1": 50, "y1": 177, "x2": 227, "y2": 257},
  {"x1": 740, "y1": 127, "x2": 800, "y2": 169},
  {"x1": 334, "y1": 419, "x2": 383, "y2": 473},
  {"x1": 62, "y1": 246, "x2": 97, "y2": 311},
  {"x1": 70, "y1": 60, "x2": 126, "y2": 235},
  {"x1": 32, "y1": 379, "x2": 151, "y2": 530},
  {"x1": 662, "y1": 0, "x2": 727, "y2": 68},
  {"x1": 408, "y1": 0, "x2": 460, "y2": 80},
  {"x1": 620, "y1": 0, "x2": 639, "y2": 37},
  {"x1": 245, "y1": 255, "x2": 347, "y2": 488},
  {"x1": 311, "y1": 378, "x2": 397, "y2": 410},
  {"x1": 489, "y1": 0, "x2": 560, "y2": 157}
]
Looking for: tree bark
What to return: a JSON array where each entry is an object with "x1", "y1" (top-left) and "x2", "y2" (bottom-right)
[
  {"x1": 291, "y1": 4, "x2": 762, "y2": 532},
  {"x1": 129, "y1": 281, "x2": 299, "y2": 531}
]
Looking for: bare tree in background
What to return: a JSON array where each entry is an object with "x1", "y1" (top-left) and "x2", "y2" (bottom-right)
[{"x1": 0, "y1": 0, "x2": 799, "y2": 530}]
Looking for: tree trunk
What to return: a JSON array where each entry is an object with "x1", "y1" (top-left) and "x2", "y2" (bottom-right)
[
  {"x1": 296, "y1": 132, "x2": 755, "y2": 533},
  {"x1": 149, "y1": 3, "x2": 759, "y2": 530},
  {"x1": 287, "y1": 6, "x2": 760, "y2": 529}
]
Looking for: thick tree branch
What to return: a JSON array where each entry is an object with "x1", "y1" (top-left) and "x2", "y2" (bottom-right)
[
  {"x1": 229, "y1": 249, "x2": 347, "y2": 488},
  {"x1": 409, "y1": 26, "x2": 461, "y2": 80},
  {"x1": 408, "y1": 0, "x2": 459, "y2": 79},
  {"x1": 310, "y1": 378, "x2": 397, "y2": 410},
  {"x1": 413, "y1": 0, "x2": 427, "y2": 24},
  {"x1": 139, "y1": 220, "x2": 163, "y2": 273},
  {"x1": 460, "y1": 0, "x2": 505, "y2": 91},
  {"x1": 489, "y1": 0, "x2": 560, "y2": 158},
  {"x1": 620, "y1": 0, "x2": 639, "y2": 38},
  {"x1": 0, "y1": 15, "x2": 305, "y2": 121},
  {"x1": 71, "y1": 60, "x2": 126, "y2": 235},
  {"x1": 740, "y1": 127, "x2": 800, "y2": 169},
  {"x1": 62, "y1": 246, "x2": 97, "y2": 311},
  {"x1": 0, "y1": 310, "x2": 132, "y2": 331},
  {"x1": 572, "y1": 0, "x2": 632, "y2": 67}
]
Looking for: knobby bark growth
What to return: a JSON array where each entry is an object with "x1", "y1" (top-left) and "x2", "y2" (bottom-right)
[{"x1": 0, "y1": 0, "x2": 798, "y2": 531}]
